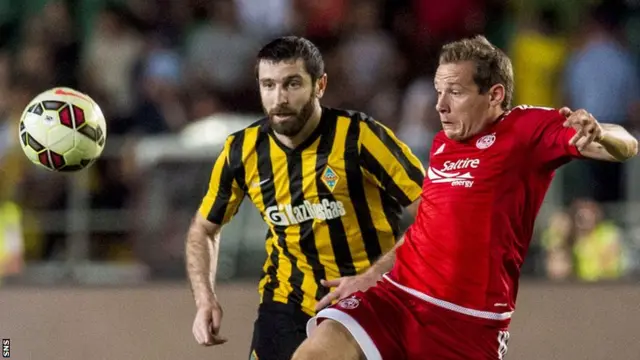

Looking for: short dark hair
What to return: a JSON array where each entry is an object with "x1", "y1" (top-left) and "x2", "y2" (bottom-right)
[
  {"x1": 255, "y1": 36, "x2": 325, "y2": 82},
  {"x1": 439, "y1": 35, "x2": 514, "y2": 110}
]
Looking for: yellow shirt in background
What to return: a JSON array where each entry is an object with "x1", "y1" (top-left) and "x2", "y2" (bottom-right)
[
  {"x1": 0, "y1": 201, "x2": 24, "y2": 279},
  {"x1": 511, "y1": 30, "x2": 567, "y2": 108},
  {"x1": 574, "y1": 222, "x2": 624, "y2": 282}
]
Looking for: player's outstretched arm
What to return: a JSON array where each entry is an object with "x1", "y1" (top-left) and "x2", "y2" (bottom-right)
[
  {"x1": 315, "y1": 236, "x2": 406, "y2": 311},
  {"x1": 364, "y1": 235, "x2": 404, "y2": 278},
  {"x1": 578, "y1": 123, "x2": 639, "y2": 161},
  {"x1": 186, "y1": 214, "x2": 227, "y2": 346},
  {"x1": 560, "y1": 107, "x2": 639, "y2": 161},
  {"x1": 314, "y1": 200, "x2": 419, "y2": 311}
]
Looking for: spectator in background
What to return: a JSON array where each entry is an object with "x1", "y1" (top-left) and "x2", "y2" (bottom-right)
[
  {"x1": 125, "y1": 0, "x2": 189, "y2": 44},
  {"x1": 183, "y1": 0, "x2": 259, "y2": 107},
  {"x1": 572, "y1": 199, "x2": 626, "y2": 282},
  {"x1": 542, "y1": 210, "x2": 574, "y2": 281},
  {"x1": 184, "y1": 86, "x2": 225, "y2": 122},
  {"x1": 0, "y1": 196, "x2": 23, "y2": 284},
  {"x1": 563, "y1": 1, "x2": 640, "y2": 203},
  {"x1": 14, "y1": 15, "x2": 56, "y2": 90},
  {"x1": 395, "y1": 70, "x2": 440, "y2": 162},
  {"x1": 412, "y1": 0, "x2": 486, "y2": 46},
  {"x1": 41, "y1": 0, "x2": 81, "y2": 89},
  {"x1": 132, "y1": 37, "x2": 187, "y2": 134},
  {"x1": 336, "y1": 0, "x2": 403, "y2": 125},
  {"x1": 82, "y1": 3, "x2": 145, "y2": 127},
  {"x1": 293, "y1": 0, "x2": 347, "y2": 41},
  {"x1": 510, "y1": 5, "x2": 567, "y2": 108},
  {"x1": 235, "y1": 0, "x2": 295, "y2": 41},
  {"x1": 542, "y1": 199, "x2": 627, "y2": 282}
]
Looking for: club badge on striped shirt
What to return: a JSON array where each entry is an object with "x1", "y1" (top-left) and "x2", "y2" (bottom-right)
[{"x1": 321, "y1": 165, "x2": 339, "y2": 191}]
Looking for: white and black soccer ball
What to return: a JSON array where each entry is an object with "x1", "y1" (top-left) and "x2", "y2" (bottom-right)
[{"x1": 18, "y1": 87, "x2": 107, "y2": 172}]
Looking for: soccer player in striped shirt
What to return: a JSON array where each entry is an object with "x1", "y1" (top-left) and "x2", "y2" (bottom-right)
[{"x1": 185, "y1": 36, "x2": 425, "y2": 360}]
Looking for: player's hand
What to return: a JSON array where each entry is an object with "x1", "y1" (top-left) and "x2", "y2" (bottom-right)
[
  {"x1": 315, "y1": 273, "x2": 378, "y2": 311},
  {"x1": 192, "y1": 300, "x2": 228, "y2": 346},
  {"x1": 560, "y1": 107, "x2": 603, "y2": 151}
]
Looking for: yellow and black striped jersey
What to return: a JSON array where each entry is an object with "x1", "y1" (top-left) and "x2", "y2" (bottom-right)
[{"x1": 199, "y1": 107, "x2": 425, "y2": 315}]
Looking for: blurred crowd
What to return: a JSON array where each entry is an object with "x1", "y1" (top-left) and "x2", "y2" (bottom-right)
[{"x1": 1, "y1": 0, "x2": 640, "y2": 282}]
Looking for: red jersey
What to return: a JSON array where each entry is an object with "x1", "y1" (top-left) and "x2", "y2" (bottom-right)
[{"x1": 387, "y1": 106, "x2": 582, "y2": 322}]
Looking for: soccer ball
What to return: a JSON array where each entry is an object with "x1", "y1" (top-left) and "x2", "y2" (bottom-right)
[{"x1": 18, "y1": 87, "x2": 107, "y2": 172}]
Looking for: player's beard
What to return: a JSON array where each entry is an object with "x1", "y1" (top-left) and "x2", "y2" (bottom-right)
[{"x1": 267, "y1": 91, "x2": 316, "y2": 137}]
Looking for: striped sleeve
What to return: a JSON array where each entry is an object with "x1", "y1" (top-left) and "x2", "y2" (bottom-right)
[
  {"x1": 198, "y1": 135, "x2": 245, "y2": 225},
  {"x1": 359, "y1": 119, "x2": 425, "y2": 206}
]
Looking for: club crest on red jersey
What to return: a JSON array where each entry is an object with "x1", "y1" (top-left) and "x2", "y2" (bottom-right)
[
  {"x1": 337, "y1": 296, "x2": 360, "y2": 309},
  {"x1": 476, "y1": 133, "x2": 496, "y2": 149}
]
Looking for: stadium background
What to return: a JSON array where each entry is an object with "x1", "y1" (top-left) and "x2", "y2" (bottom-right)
[{"x1": 1, "y1": 0, "x2": 640, "y2": 359}]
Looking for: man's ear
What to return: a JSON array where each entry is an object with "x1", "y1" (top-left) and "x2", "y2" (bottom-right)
[
  {"x1": 316, "y1": 73, "x2": 328, "y2": 98},
  {"x1": 488, "y1": 84, "x2": 505, "y2": 108}
]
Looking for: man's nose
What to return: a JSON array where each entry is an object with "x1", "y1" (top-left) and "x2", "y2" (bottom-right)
[
  {"x1": 275, "y1": 87, "x2": 289, "y2": 105},
  {"x1": 436, "y1": 99, "x2": 449, "y2": 113}
]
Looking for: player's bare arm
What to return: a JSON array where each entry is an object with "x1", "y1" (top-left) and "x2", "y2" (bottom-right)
[
  {"x1": 314, "y1": 199, "x2": 420, "y2": 310},
  {"x1": 185, "y1": 214, "x2": 227, "y2": 346},
  {"x1": 560, "y1": 107, "x2": 639, "y2": 161},
  {"x1": 405, "y1": 197, "x2": 421, "y2": 218}
]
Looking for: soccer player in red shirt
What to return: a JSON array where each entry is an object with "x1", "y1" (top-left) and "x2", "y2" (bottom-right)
[{"x1": 292, "y1": 35, "x2": 638, "y2": 360}]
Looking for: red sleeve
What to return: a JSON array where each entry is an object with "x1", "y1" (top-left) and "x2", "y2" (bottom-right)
[{"x1": 523, "y1": 108, "x2": 583, "y2": 170}]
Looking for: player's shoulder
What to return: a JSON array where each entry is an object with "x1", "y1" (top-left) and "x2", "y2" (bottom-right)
[
  {"x1": 505, "y1": 105, "x2": 561, "y2": 127},
  {"x1": 225, "y1": 116, "x2": 268, "y2": 143},
  {"x1": 507, "y1": 104, "x2": 558, "y2": 117},
  {"x1": 324, "y1": 106, "x2": 376, "y2": 125},
  {"x1": 217, "y1": 117, "x2": 267, "y2": 165},
  {"x1": 323, "y1": 106, "x2": 395, "y2": 139},
  {"x1": 332, "y1": 107, "x2": 399, "y2": 139}
]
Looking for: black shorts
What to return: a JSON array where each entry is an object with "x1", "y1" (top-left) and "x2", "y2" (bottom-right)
[{"x1": 249, "y1": 302, "x2": 312, "y2": 360}]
